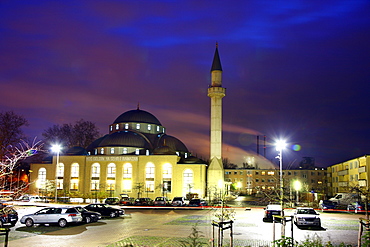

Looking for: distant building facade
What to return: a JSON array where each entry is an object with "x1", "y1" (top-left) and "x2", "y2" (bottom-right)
[{"x1": 327, "y1": 155, "x2": 370, "y2": 196}]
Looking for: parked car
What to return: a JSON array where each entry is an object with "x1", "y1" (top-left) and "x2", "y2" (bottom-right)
[
  {"x1": 20, "y1": 207, "x2": 83, "y2": 227},
  {"x1": 0, "y1": 205, "x2": 18, "y2": 227},
  {"x1": 293, "y1": 207, "x2": 321, "y2": 227},
  {"x1": 74, "y1": 206, "x2": 101, "y2": 223},
  {"x1": 347, "y1": 202, "x2": 370, "y2": 212},
  {"x1": 0, "y1": 195, "x2": 13, "y2": 201},
  {"x1": 171, "y1": 197, "x2": 187, "y2": 206},
  {"x1": 134, "y1": 198, "x2": 153, "y2": 206},
  {"x1": 120, "y1": 197, "x2": 135, "y2": 206},
  {"x1": 20, "y1": 195, "x2": 49, "y2": 203},
  {"x1": 84, "y1": 203, "x2": 124, "y2": 218},
  {"x1": 319, "y1": 200, "x2": 337, "y2": 210},
  {"x1": 263, "y1": 204, "x2": 282, "y2": 222},
  {"x1": 188, "y1": 198, "x2": 208, "y2": 207},
  {"x1": 104, "y1": 197, "x2": 120, "y2": 205},
  {"x1": 153, "y1": 197, "x2": 170, "y2": 206}
]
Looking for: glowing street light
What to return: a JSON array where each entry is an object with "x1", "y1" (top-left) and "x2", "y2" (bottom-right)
[
  {"x1": 294, "y1": 180, "x2": 302, "y2": 204},
  {"x1": 275, "y1": 140, "x2": 286, "y2": 207},
  {"x1": 51, "y1": 144, "x2": 62, "y2": 203}
]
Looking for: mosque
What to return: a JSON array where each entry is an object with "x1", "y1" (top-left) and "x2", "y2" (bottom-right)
[{"x1": 29, "y1": 45, "x2": 226, "y2": 201}]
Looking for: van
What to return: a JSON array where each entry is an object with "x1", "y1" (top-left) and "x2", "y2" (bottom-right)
[
  {"x1": 329, "y1": 193, "x2": 365, "y2": 205},
  {"x1": 21, "y1": 195, "x2": 49, "y2": 203}
]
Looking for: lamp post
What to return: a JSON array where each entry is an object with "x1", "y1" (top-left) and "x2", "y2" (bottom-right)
[
  {"x1": 275, "y1": 140, "x2": 286, "y2": 208},
  {"x1": 294, "y1": 180, "x2": 302, "y2": 204},
  {"x1": 51, "y1": 144, "x2": 62, "y2": 203}
]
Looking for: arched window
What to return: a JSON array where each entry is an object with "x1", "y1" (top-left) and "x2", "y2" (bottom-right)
[
  {"x1": 107, "y1": 163, "x2": 116, "y2": 178},
  {"x1": 183, "y1": 169, "x2": 194, "y2": 194},
  {"x1": 123, "y1": 163, "x2": 132, "y2": 178},
  {"x1": 57, "y1": 163, "x2": 64, "y2": 178},
  {"x1": 145, "y1": 163, "x2": 155, "y2": 192},
  {"x1": 37, "y1": 168, "x2": 46, "y2": 189},
  {"x1": 162, "y1": 163, "x2": 172, "y2": 193},
  {"x1": 71, "y1": 163, "x2": 79, "y2": 178},
  {"x1": 92, "y1": 163, "x2": 100, "y2": 178}
]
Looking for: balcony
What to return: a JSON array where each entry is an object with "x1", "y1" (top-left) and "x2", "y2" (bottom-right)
[
  {"x1": 338, "y1": 170, "x2": 348, "y2": 176},
  {"x1": 359, "y1": 166, "x2": 366, "y2": 173}
]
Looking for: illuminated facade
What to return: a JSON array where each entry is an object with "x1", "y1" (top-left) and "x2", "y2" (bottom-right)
[{"x1": 327, "y1": 155, "x2": 370, "y2": 196}]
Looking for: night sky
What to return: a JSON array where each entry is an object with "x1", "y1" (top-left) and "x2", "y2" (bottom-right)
[{"x1": 1, "y1": 1, "x2": 370, "y2": 168}]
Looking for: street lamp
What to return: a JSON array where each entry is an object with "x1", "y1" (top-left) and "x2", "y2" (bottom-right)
[
  {"x1": 51, "y1": 144, "x2": 62, "y2": 203},
  {"x1": 275, "y1": 140, "x2": 286, "y2": 207},
  {"x1": 294, "y1": 180, "x2": 302, "y2": 204}
]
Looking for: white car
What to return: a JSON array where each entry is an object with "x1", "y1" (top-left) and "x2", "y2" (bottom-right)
[
  {"x1": 293, "y1": 207, "x2": 321, "y2": 227},
  {"x1": 20, "y1": 207, "x2": 83, "y2": 227}
]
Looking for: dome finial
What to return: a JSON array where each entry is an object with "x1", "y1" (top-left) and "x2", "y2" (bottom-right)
[
  {"x1": 137, "y1": 102, "x2": 140, "y2": 110},
  {"x1": 216, "y1": 42, "x2": 218, "y2": 48}
]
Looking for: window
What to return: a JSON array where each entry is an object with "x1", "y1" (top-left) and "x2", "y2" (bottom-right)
[
  {"x1": 57, "y1": 163, "x2": 64, "y2": 178},
  {"x1": 91, "y1": 180, "x2": 99, "y2": 190},
  {"x1": 183, "y1": 169, "x2": 194, "y2": 194},
  {"x1": 100, "y1": 148, "x2": 104, "y2": 154},
  {"x1": 261, "y1": 171, "x2": 265, "y2": 175},
  {"x1": 268, "y1": 171, "x2": 274, "y2": 175},
  {"x1": 107, "y1": 180, "x2": 115, "y2": 191},
  {"x1": 157, "y1": 126, "x2": 160, "y2": 132},
  {"x1": 122, "y1": 180, "x2": 132, "y2": 192},
  {"x1": 146, "y1": 163, "x2": 155, "y2": 179},
  {"x1": 136, "y1": 123, "x2": 140, "y2": 129},
  {"x1": 163, "y1": 163, "x2": 172, "y2": 179},
  {"x1": 146, "y1": 150, "x2": 149, "y2": 155},
  {"x1": 125, "y1": 123, "x2": 129, "y2": 129},
  {"x1": 92, "y1": 163, "x2": 100, "y2": 178},
  {"x1": 148, "y1": 124, "x2": 151, "y2": 131},
  {"x1": 135, "y1": 149, "x2": 139, "y2": 155},
  {"x1": 37, "y1": 168, "x2": 46, "y2": 189},
  {"x1": 71, "y1": 163, "x2": 79, "y2": 178},
  {"x1": 110, "y1": 125, "x2": 113, "y2": 131},
  {"x1": 240, "y1": 171, "x2": 243, "y2": 175},
  {"x1": 107, "y1": 163, "x2": 116, "y2": 178},
  {"x1": 123, "y1": 163, "x2": 132, "y2": 178},
  {"x1": 116, "y1": 124, "x2": 119, "y2": 130},
  {"x1": 110, "y1": 148, "x2": 114, "y2": 154},
  {"x1": 70, "y1": 179, "x2": 78, "y2": 190},
  {"x1": 123, "y1": 148, "x2": 128, "y2": 154}
]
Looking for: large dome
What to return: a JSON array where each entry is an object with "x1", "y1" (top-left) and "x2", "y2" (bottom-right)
[
  {"x1": 98, "y1": 131, "x2": 151, "y2": 149},
  {"x1": 159, "y1": 135, "x2": 189, "y2": 153},
  {"x1": 113, "y1": 109, "x2": 161, "y2": 125}
]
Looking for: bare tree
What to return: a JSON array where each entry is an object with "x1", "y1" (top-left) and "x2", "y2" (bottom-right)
[
  {"x1": 42, "y1": 119, "x2": 100, "y2": 149},
  {"x1": 0, "y1": 139, "x2": 43, "y2": 192},
  {"x1": 0, "y1": 111, "x2": 29, "y2": 159}
]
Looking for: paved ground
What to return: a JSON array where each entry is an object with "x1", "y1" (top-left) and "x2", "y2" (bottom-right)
[{"x1": 3, "y1": 205, "x2": 363, "y2": 247}]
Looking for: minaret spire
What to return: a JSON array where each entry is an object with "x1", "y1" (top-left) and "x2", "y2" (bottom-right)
[{"x1": 211, "y1": 43, "x2": 223, "y2": 87}]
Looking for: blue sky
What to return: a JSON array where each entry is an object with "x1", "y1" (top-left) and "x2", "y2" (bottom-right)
[{"x1": 1, "y1": 0, "x2": 369, "y2": 167}]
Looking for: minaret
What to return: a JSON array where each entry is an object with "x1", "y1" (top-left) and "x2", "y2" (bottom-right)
[{"x1": 207, "y1": 43, "x2": 226, "y2": 196}]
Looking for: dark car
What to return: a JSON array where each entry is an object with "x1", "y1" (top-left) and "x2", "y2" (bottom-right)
[
  {"x1": 120, "y1": 197, "x2": 135, "y2": 206},
  {"x1": 263, "y1": 204, "x2": 282, "y2": 222},
  {"x1": 84, "y1": 203, "x2": 124, "y2": 218},
  {"x1": 188, "y1": 198, "x2": 208, "y2": 207},
  {"x1": 134, "y1": 198, "x2": 153, "y2": 206},
  {"x1": 0, "y1": 205, "x2": 18, "y2": 227},
  {"x1": 104, "y1": 197, "x2": 120, "y2": 205},
  {"x1": 75, "y1": 206, "x2": 101, "y2": 223},
  {"x1": 319, "y1": 200, "x2": 337, "y2": 210}
]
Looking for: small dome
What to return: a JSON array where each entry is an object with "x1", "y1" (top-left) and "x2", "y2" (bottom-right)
[
  {"x1": 113, "y1": 109, "x2": 161, "y2": 125},
  {"x1": 159, "y1": 135, "x2": 188, "y2": 153},
  {"x1": 153, "y1": 145, "x2": 176, "y2": 155},
  {"x1": 66, "y1": 146, "x2": 87, "y2": 155},
  {"x1": 86, "y1": 135, "x2": 107, "y2": 153},
  {"x1": 182, "y1": 156, "x2": 203, "y2": 164},
  {"x1": 98, "y1": 131, "x2": 151, "y2": 148}
]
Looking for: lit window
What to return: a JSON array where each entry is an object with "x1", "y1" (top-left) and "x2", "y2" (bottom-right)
[
  {"x1": 183, "y1": 169, "x2": 193, "y2": 194},
  {"x1": 125, "y1": 123, "x2": 129, "y2": 129},
  {"x1": 91, "y1": 163, "x2": 100, "y2": 178},
  {"x1": 70, "y1": 179, "x2": 78, "y2": 190},
  {"x1": 71, "y1": 163, "x2": 79, "y2": 178},
  {"x1": 123, "y1": 148, "x2": 128, "y2": 154},
  {"x1": 148, "y1": 124, "x2": 151, "y2": 131},
  {"x1": 122, "y1": 180, "x2": 132, "y2": 192},
  {"x1": 162, "y1": 128, "x2": 165, "y2": 133},
  {"x1": 146, "y1": 150, "x2": 149, "y2": 155},
  {"x1": 91, "y1": 180, "x2": 99, "y2": 190},
  {"x1": 100, "y1": 148, "x2": 104, "y2": 154},
  {"x1": 57, "y1": 163, "x2": 64, "y2": 178},
  {"x1": 185, "y1": 153, "x2": 188, "y2": 158},
  {"x1": 123, "y1": 163, "x2": 132, "y2": 178},
  {"x1": 157, "y1": 126, "x2": 160, "y2": 132},
  {"x1": 146, "y1": 163, "x2": 155, "y2": 179},
  {"x1": 163, "y1": 164, "x2": 172, "y2": 179},
  {"x1": 110, "y1": 148, "x2": 114, "y2": 154},
  {"x1": 268, "y1": 171, "x2": 274, "y2": 175},
  {"x1": 107, "y1": 180, "x2": 115, "y2": 191},
  {"x1": 56, "y1": 179, "x2": 63, "y2": 190},
  {"x1": 136, "y1": 123, "x2": 140, "y2": 129},
  {"x1": 107, "y1": 163, "x2": 116, "y2": 178},
  {"x1": 135, "y1": 149, "x2": 139, "y2": 155},
  {"x1": 116, "y1": 124, "x2": 119, "y2": 130},
  {"x1": 110, "y1": 126, "x2": 113, "y2": 131},
  {"x1": 145, "y1": 181, "x2": 154, "y2": 192},
  {"x1": 37, "y1": 168, "x2": 46, "y2": 189}
]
